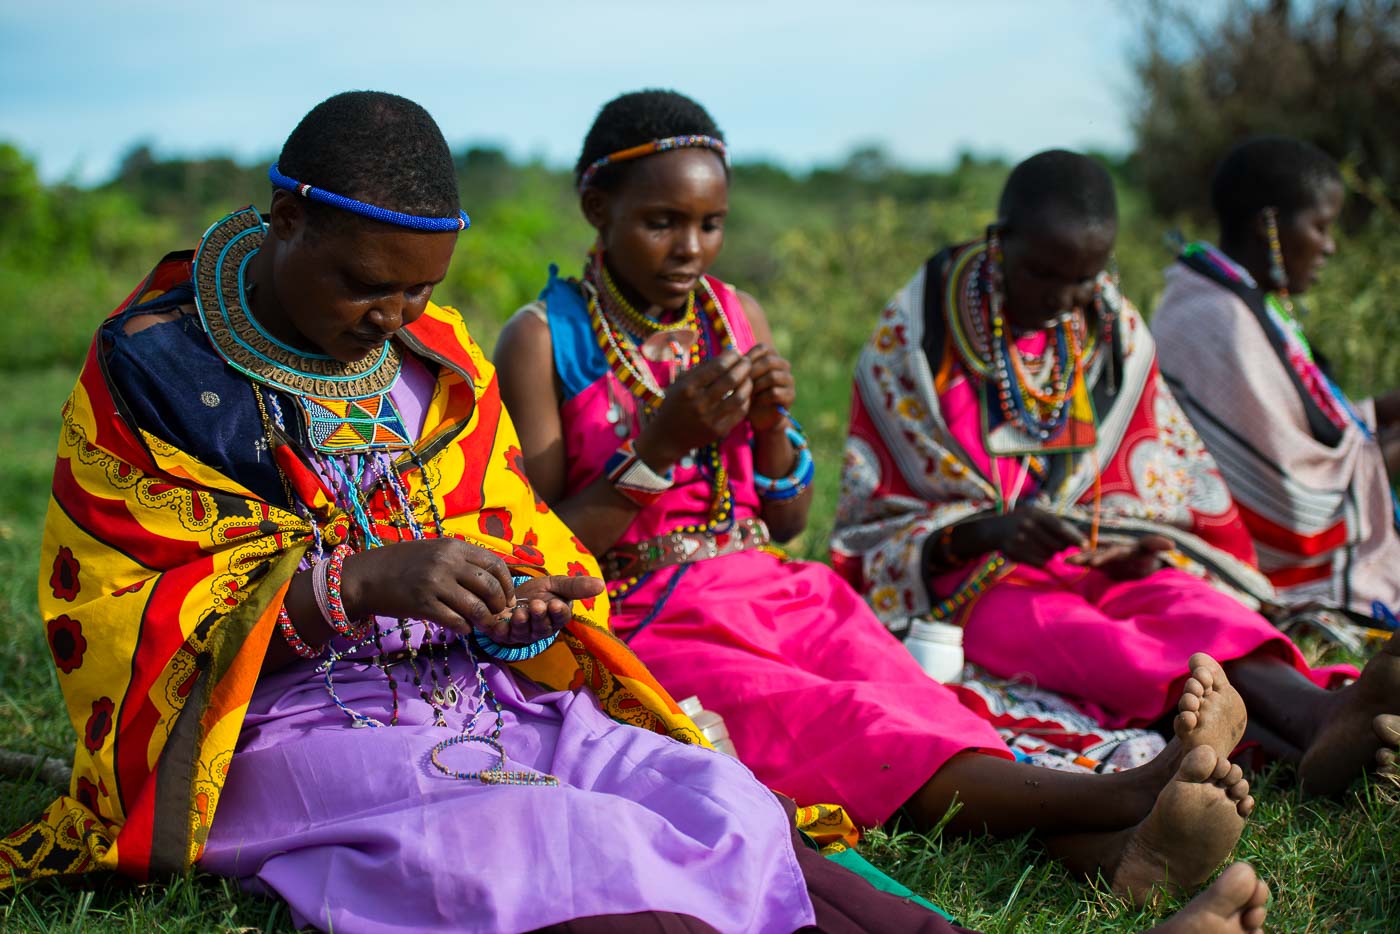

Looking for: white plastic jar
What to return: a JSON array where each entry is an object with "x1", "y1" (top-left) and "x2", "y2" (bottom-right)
[
  {"x1": 903, "y1": 619, "x2": 965, "y2": 684},
  {"x1": 678, "y1": 695, "x2": 739, "y2": 757}
]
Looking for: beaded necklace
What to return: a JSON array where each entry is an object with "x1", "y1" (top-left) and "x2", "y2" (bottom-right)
[
  {"x1": 585, "y1": 252, "x2": 730, "y2": 410},
  {"x1": 583, "y1": 252, "x2": 737, "y2": 600},
  {"x1": 198, "y1": 209, "x2": 554, "y2": 787},
  {"x1": 951, "y1": 239, "x2": 1091, "y2": 444}
]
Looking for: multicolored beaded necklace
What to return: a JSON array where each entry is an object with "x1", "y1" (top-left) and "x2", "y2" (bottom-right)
[
  {"x1": 947, "y1": 238, "x2": 1111, "y2": 447},
  {"x1": 196, "y1": 207, "x2": 556, "y2": 787},
  {"x1": 582, "y1": 250, "x2": 737, "y2": 600}
]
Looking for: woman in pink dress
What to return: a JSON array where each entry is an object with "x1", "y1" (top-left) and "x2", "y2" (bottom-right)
[{"x1": 495, "y1": 90, "x2": 1264, "y2": 906}]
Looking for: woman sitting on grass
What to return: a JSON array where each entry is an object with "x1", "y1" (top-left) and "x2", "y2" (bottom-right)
[
  {"x1": 1152, "y1": 137, "x2": 1400, "y2": 634},
  {"x1": 0, "y1": 89, "x2": 1078, "y2": 934},
  {"x1": 833, "y1": 149, "x2": 1399, "y2": 799},
  {"x1": 495, "y1": 89, "x2": 1270, "y2": 908}
]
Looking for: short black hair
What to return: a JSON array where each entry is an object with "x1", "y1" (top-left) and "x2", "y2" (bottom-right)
[
  {"x1": 277, "y1": 90, "x2": 460, "y2": 226},
  {"x1": 574, "y1": 89, "x2": 725, "y2": 191},
  {"x1": 998, "y1": 150, "x2": 1118, "y2": 233},
  {"x1": 1210, "y1": 136, "x2": 1342, "y2": 240}
]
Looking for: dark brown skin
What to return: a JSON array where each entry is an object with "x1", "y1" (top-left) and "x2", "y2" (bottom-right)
[
  {"x1": 496, "y1": 147, "x2": 810, "y2": 553},
  {"x1": 248, "y1": 193, "x2": 604, "y2": 673}
]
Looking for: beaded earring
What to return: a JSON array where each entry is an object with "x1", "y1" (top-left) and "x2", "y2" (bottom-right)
[
  {"x1": 1263, "y1": 206, "x2": 1296, "y2": 315},
  {"x1": 1264, "y1": 206, "x2": 1288, "y2": 291},
  {"x1": 983, "y1": 224, "x2": 1006, "y2": 330}
]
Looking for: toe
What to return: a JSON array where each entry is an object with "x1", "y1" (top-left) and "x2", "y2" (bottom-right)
[
  {"x1": 1174, "y1": 710, "x2": 1199, "y2": 740},
  {"x1": 1182, "y1": 676, "x2": 1205, "y2": 701},
  {"x1": 1193, "y1": 665, "x2": 1215, "y2": 692},
  {"x1": 1237, "y1": 794, "x2": 1255, "y2": 818},
  {"x1": 1211, "y1": 755, "x2": 1232, "y2": 781},
  {"x1": 1227, "y1": 777, "x2": 1250, "y2": 800},
  {"x1": 1374, "y1": 713, "x2": 1400, "y2": 747},
  {"x1": 1223, "y1": 762, "x2": 1244, "y2": 786},
  {"x1": 1179, "y1": 744, "x2": 1217, "y2": 782}
]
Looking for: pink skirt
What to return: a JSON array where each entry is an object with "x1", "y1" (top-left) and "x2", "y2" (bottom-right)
[
  {"x1": 960, "y1": 558, "x2": 1354, "y2": 728},
  {"x1": 613, "y1": 550, "x2": 1012, "y2": 827}
]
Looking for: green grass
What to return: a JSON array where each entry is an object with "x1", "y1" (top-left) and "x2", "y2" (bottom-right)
[
  {"x1": 3, "y1": 165, "x2": 1399, "y2": 928},
  {"x1": 4, "y1": 337, "x2": 1399, "y2": 931}
]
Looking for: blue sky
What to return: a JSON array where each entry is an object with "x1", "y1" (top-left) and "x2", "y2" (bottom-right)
[{"x1": 2, "y1": 1, "x2": 1155, "y2": 183}]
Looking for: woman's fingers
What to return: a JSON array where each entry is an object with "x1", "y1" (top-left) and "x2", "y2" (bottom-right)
[
  {"x1": 525, "y1": 575, "x2": 606, "y2": 601},
  {"x1": 453, "y1": 541, "x2": 515, "y2": 608},
  {"x1": 452, "y1": 559, "x2": 511, "y2": 615}
]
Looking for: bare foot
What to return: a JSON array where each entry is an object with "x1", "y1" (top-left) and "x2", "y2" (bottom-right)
[
  {"x1": 1299, "y1": 631, "x2": 1400, "y2": 796},
  {"x1": 1150, "y1": 861, "x2": 1270, "y2": 933},
  {"x1": 1175, "y1": 653, "x2": 1248, "y2": 761},
  {"x1": 1111, "y1": 746, "x2": 1254, "y2": 906}
]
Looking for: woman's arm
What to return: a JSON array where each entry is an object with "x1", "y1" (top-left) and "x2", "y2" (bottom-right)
[
  {"x1": 495, "y1": 308, "x2": 649, "y2": 557},
  {"x1": 739, "y1": 292, "x2": 813, "y2": 543}
]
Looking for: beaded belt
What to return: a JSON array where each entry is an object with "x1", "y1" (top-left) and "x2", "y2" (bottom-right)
[{"x1": 603, "y1": 517, "x2": 771, "y2": 581}]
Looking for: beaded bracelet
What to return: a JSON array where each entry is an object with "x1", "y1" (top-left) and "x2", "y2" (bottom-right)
[
  {"x1": 604, "y1": 438, "x2": 675, "y2": 507},
  {"x1": 472, "y1": 630, "x2": 560, "y2": 662},
  {"x1": 276, "y1": 603, "x2": 323, "y2": 659},
  {"x1": 313, "y1": 543, "x2": 370, "y2": 640},
  {"x1": 753, "y1": 426, "x2": 815, "y2": 502}
]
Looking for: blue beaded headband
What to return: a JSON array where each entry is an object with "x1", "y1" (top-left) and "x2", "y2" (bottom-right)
[
  {"x1": 268, "y1": 164, "x2": 470, "y2": 232},
  {"x1": 577, "y1": 135, "x2": 729, "y2": 192}
]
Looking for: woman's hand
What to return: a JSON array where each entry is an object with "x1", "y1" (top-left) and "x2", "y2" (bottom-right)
[
  {"x1": 475, "y1": 575, "x2": 606, "y2": 646},
  {"x1": 954, "y1": 505, "x2": 1087, "y2": 568},
  {"x1": 745, "y1": 344, "x2": 796, "y2": 434},
  {"x1": 1065, "y1": 534, "x2": 1174, "y2": 581},
  {"x1": 340, "y1": 538, "x2": 517, "y2": 635},
  {"x1": 634, "y1": 349, "x2": 753, "y2": 472}
]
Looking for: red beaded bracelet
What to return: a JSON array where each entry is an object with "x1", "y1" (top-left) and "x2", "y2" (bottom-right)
[{"x1": 277, "y1": 603, "x2": 323, "y2": 659}]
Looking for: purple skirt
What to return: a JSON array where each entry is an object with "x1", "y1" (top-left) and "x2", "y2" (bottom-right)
[{"x1": 201, "y1": 630, "x2": 815, "y2": 934}]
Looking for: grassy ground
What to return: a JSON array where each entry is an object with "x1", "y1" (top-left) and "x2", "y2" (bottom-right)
[{"x1": 2, "y1": 344, "x2": 1398, "y2": 932}]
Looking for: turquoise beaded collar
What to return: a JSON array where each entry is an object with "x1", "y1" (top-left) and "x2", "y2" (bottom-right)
[{"x1": 192, "y1": 206, "x2": 403, "y2": 401}]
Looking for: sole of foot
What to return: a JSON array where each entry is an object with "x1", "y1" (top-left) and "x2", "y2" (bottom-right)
[
  {"x1": 1174, "y1": 653, "x2": 1248, "y2": 762},
  {"x1": 1149, "y1": 861, "x2": 1269, "y2": 934},
  {"x1": 1299, "y1": 631, "x2": 1400, "y2": 796},
  {"x1": 1112, "y1": 746, "x2": 1254, "y2": 906}
]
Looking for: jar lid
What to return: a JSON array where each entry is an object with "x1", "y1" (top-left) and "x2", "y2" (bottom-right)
[{"x1": 907, "y1": 618, "x2": 964, "y2": 645}]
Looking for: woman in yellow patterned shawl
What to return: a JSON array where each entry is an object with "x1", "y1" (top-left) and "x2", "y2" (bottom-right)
[{"x1": 0, "y1": 91, "x2": 955, "y2": 934}]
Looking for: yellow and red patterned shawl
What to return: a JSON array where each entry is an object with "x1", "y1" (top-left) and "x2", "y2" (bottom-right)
[{"x1": 0, "y1": 255, "x2": 704, "y2": 888}]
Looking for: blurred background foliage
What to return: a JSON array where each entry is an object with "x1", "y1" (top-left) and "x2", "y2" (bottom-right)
[{"x1": 0, "y1": 0, "x2": 1397, "y2": 556}]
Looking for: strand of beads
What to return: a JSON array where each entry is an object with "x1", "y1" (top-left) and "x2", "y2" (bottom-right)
[{"x1": 928, "y1": 555, "x2": 1008, "y2": 622}]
